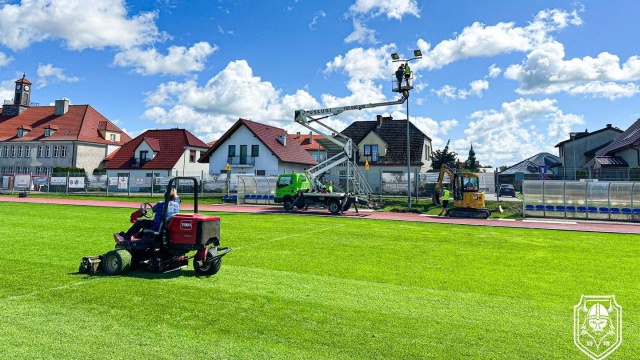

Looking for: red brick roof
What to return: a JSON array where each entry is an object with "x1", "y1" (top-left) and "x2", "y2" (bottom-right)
[
  {"x1": 105, "y1": 128, "x2": 209, "y2": 170},
  {"x1": 199, "y1": 118, "x2": 317, "y2": 165},
  {"x1": 0, "y1": 105, "x2": 130, "y2": 144},
  {"x1": 291, "y1": 133, "x2": 325, "y2": 151}
]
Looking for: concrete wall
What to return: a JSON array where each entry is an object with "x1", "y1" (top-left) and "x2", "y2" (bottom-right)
[{"x1": 76, "y1": 143, "x2": 109, "y2": 173}]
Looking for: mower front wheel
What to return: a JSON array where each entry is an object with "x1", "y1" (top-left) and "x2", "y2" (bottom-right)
[
  {"x1": 102, "y1": 249, "x2": 132, "y2": 276},
  {"x1": 194, "y1": 248, "x2": 222, "y2": 276}
]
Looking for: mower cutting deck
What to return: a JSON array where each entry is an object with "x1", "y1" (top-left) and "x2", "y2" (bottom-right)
[{"x1": 79, "y1": 177, "x2": 231, "y2": 276}]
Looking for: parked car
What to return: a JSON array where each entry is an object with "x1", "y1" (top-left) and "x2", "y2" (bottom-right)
[{"x1": 498, "y1": 184, "x2": 516, "y2": 197}]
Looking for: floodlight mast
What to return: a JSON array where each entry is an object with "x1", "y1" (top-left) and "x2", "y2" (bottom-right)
[{"x1": 293, "y1": 92, "x2": 409, "y2": 193}]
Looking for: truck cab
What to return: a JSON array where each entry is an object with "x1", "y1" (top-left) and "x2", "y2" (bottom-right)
[{"x1": 274, "y1": 173, "x2": 311, "y2": 202}]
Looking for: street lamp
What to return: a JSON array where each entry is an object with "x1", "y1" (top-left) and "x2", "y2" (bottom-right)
[{"x1": 391, "y1": 50, "x2": 422, "y2": 210}]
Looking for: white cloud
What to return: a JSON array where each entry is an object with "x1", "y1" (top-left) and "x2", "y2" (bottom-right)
[
  {"x1": 487, "y1": 64, "x2": 502, "y2": 78},
  {"x1": 345, "y1": 0, "x2": 420, "y2": 44},
  {"x1": 325, "y1": 44, "x2": 396, "y2": 81},
  {"x1": 309, "y1": 11, "x2": 326, "y2": 30},
  {"x1": 348, "y1": 0, "x2": 420, "y2": 21},
  {"x1": 142, "y1": 60, "x2": 320, "y2": 141},
  {"x1": 414, "y1": 8, "x2": 582, "y2": 71},
  {"x1": 344, "y1": 20, "x2": 377, "y2": 44},
  {"x1": 504, "y1": 41, "x2": 640, "y2": 99},
  {"x1": 0, "y1": 52, "x2": 13, "y2": 67},
  {"x1": 435, "y1": 79, "x2": 488, "y2": 100},
  {"x1": 36, "y1": 63, "x2": 80, "y2": 88},
  {"x1": 0, "y1": 0, "x2": 162, "y2": 51},
  {"x1": 113, "y1": 42, "x2": 218, "y2": 76},
  {"x1": 456, "y1": 98, "x2": 584, "y2": 166}
]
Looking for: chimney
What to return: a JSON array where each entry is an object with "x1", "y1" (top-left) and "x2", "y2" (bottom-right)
[
  {"x1": 376, "y1": 115, "x2": 383, "y2": 127},
  {"x1": 606, "y1": 123, "x2": 612, "y2": 128},
  {"x1": 54, "y1": 99, "x2": 69, "y2": 115}
]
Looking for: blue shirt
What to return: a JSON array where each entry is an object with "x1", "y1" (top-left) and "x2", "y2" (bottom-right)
[{"x1": 151, "y1": 198, "x2": 181, "y2": 231}]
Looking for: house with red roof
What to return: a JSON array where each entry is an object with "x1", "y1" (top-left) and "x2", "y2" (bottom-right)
[
  {"x1": 291, "y1": 132, "x2": 327, "y2": 163},
  {"x1": 0, "y1": 75, "x2": 130, "y2": 176},
  {"x1": 104, "y1": 128, "x2": 210, "y2": 183},
  {"x1": 199, "y1": 118, "x2": 317, "y2": 176}
]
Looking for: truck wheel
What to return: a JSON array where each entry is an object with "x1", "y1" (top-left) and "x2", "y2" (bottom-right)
[
  {"x1": 194, "y1": 249, "x2": 222, "y2": 276},
  {"x1": 328, "y1": 200, "x2": 341, "y2": 214},
  {"x1": 102, "y1": 249, "x2": 132, "y2": 276},
  {"x1": 283, "y1": 197, "x2": 294, "y2": 212}
]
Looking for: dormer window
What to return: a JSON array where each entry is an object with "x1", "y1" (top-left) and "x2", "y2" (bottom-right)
[
  {"x1": 110, "y1": 134, "x2": 116, "y2": 141},
  {"x1": 44, "y1": 125, "x2": 58, "y2": 137},
  {"x1": 17, "y1": 125, "x2": 31, "y2": 138}
]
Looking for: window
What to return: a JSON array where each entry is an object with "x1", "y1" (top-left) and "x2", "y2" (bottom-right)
[
  {"x1": 37, "y1": 146, "x2": 44, "y2": 158},
  {"x1": 228, "y1": 145, "x2": 236, "y2": 157},
  {"x1": 45, "y1": 146, "x2": 51, "y2": 158},
  {"x1": 53, "y1": 145, "x2": 60, "y2": 157},
  {"x1": 240, "y1": 145, "x2": 248, "y2": 165},
  {"x1": 139, "y1": 150, "x2": 148, "y2": 165},
  {"x1": 110, "y1": 134, "x2": 116, "y2": 141},
  {"x1": 364, "y1": 144, "x2": 379, "y2": 162},
  {"x1": 189, "y1": 150, "x2": 196, "y2": 163},
  {"x1": 18, "y1": 146, "x2": 23, "y2": 157},
  {"x1": 17, "y1": 129, "x2": 24, "y2": 137},
  {"x1": 256, "y1": 170, "x2": 265, "y2": 176},
  {"x1": 252, "y1": 145, "x2": 259, "y2": 157},
  {"x1": 11, "y1": 146, "x2": 16, "y2": 157},
  {"x1": 25, "y1": 146, "x2": 31, "y2": 158},
  {"x1": 425, "y1": 145, "x2": 430, "y2": 160},
  {"x1": 8, "y1": 166, "x2": 14, "y2": 174},
  {"x1": 61, "y1": 146, "x2": 66, "y2": 158},
  {"x1": 44, "y1": 128, "x2": 51, "y2": 137},
  {"x1": 2, "y1": 167, "x2": 6, "y2": 174},
  {"x1": 3, "y1": 146, "x2": 8, "y2": 157}
]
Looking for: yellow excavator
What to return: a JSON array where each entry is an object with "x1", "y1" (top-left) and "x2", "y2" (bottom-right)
[{"x1": 432, "y1": 164, "x2": 500, "y2": 219}]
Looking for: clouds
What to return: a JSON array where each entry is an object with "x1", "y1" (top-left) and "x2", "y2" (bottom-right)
[
  {"x1": 142, "y1": 60, "x2": 320, "y2": 140},
  {"x1": 36, "y1": 64, "x2": 80, "y2": 88},
  {"x1": 345, "y1": 0, "x2": 420, "y2": 44},
  {"x1": 113, "y1": 42, "x2": 219, "y2": 76},
  {"x1": 0, "y1": 0, "x2": 162, "y2": 51},
  {"x1": 457, "y1": 98, "x2": 584, "y2": 165},
  {"x1": 504, "y1": 41, "x2": 640, "y2": 99},
  {"x1": 0, "y1": 0, "x2": 216, "y2": 77},
  {"x1": 414, "y1": 8, "x2": 582, "y2": 71}
]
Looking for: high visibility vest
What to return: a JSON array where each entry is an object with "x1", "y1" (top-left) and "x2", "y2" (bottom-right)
[
  {"x1": 442, "y1": 189, "x2": 450, "y2": 201},
  {"x1": 404, "y1": 65, "x2": 411, "y2": 75}
]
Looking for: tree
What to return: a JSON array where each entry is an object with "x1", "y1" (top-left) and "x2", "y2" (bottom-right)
[
  {"x1": 465, "y1": 143, "x2": 478, "y2": 172},
  {"x1": 431, "y1": 140, "x2": 458, "y2": 170}
]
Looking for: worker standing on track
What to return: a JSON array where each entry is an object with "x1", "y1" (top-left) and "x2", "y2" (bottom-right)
[{"x1": 438, "y1": 187, "x2": 450, "y2": 216}]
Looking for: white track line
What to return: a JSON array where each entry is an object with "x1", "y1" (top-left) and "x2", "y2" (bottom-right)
[
  {"x1": 233, "y1": 224, "x2": 343, "y2": 250},
  {"x1": 522, "y1": 219, "x2": 577, "y2": 225},
  {"x1": 3, "y1": 280, "x2": 93, "y2": 302}
]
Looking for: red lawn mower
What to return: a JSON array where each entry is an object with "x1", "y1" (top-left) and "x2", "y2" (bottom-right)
[{"x1": 79, "y1": 177, "x2": 231, "y2": 276}]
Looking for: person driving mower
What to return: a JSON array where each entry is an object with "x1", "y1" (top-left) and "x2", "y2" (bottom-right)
[{"x1": 119, "y1": 188, "x2": 180, "y2": 240}]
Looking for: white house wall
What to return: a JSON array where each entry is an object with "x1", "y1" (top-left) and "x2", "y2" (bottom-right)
[
  {"x1": 207, "y1": 126, "x2": 281, "y2": 175},
  {"x1": 174, "y1": 148, "x2": 209, "y2": 175}
]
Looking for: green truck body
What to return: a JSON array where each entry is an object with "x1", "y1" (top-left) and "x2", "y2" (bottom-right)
[{"x1": 274, "y1": 173, "x2": 357, "y2": 214}]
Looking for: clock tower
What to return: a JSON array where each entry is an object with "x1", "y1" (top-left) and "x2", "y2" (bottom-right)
[{"x1": 2, "y1": 74, "x2": 32, "y2": 116}]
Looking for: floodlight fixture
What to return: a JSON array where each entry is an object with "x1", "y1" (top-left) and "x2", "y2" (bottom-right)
[
  {"x1": 391, "y1": 53, "x2": 400, "y2": 61},
  {"x1": 413, "y1": 49, "x2": 423, "y2": 58}
]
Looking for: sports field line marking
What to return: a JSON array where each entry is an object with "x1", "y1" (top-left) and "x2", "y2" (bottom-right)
[
  {"x1": 233, "y1": 224, "x2": 343, "y2": 250},
  {"x1": 522, "y1": 219, "x2": 577, "y2": 225},
  {"x1": 3, "y1": 280, "x2": 93, "y2": 302}
]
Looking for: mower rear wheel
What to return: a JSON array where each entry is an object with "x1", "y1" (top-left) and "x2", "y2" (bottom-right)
[
  {"x1": 194, "y1": 249, "x2": 222, "y2": 276},
  {"x1": 102, "y1": 249, "x2": 132, "y2": 276}
]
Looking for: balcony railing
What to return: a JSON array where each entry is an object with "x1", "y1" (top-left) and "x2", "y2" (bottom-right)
[{"x1": 227, "y1": 156, "x2": 255, "y2": 166}]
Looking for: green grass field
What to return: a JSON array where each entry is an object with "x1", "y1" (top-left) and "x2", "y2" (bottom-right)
[{"x1": 0, "y1": 203, "x2": 637, "y2": 359}]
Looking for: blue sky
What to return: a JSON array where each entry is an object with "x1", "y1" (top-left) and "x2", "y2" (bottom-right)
[{"x1": 1, "y1": 0, "x2": 640, "y2": 168}]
